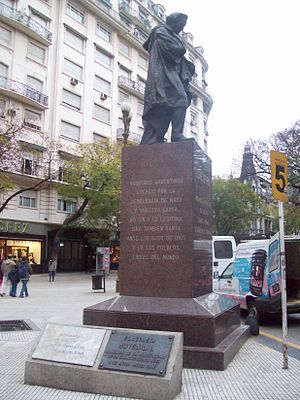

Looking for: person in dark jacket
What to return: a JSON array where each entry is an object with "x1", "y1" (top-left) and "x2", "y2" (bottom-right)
[
  {"x1": 140, "y1": 12, "x2": 195, "y2": 144},
  {"x1": 8, "y1": 264, "x2": 20, "y2": 297},
  {"x1": 18, "y1": 256, "x2": 33, "y2": 298}
]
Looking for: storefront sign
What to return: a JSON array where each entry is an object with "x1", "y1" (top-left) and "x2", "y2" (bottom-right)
[{"x1": 0, "y1": 220, "x2": 29, "y2": 234}]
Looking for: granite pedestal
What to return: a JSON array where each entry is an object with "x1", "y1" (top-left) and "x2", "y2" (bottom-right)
[{"x1": 83, "y1": 142, "x2": 249, "y2": 370}]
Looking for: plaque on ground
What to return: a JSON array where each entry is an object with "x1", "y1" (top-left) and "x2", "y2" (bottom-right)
[
  {"x1": 32, "y1": 324, "x2": 106, "y2": 366},
  {"x1": 99, "y1": 331, "x2": 174, "y2": 376}
]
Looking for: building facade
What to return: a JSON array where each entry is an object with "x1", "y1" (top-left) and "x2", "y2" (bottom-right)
[{"x1": 0, "y1": 0, "x2": 213, "y2": 271}]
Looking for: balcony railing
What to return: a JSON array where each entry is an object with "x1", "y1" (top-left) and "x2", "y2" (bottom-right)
[
  {"x1": 119, "y1": 2, "x2": 151, "y2": 31},
  {"x1": 0, "y1": 2, "x2": 52, "y2": 43},
  {"x1": 117, "y1": 128, "x2": 142, "y2": 144},
  {"x1": 0, "y1": 76, "x2": 48, "y2": 108},
  {"x1": 118, "y1": 75, "x2": 145, "y2": 96}
]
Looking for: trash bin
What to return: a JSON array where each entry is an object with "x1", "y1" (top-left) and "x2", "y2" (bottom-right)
[{"x1": 91, "y1": 270, "x2": 106, "y2": 292}]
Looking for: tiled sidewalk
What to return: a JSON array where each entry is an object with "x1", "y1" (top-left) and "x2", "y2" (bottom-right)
[{"x1": 1, "y1": 272, "x2": 299, "y2": 400}]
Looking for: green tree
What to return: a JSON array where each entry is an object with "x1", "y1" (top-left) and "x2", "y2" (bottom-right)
[
  {"x1": 51, "y1": 140, "x2": 122, "y2": 261},
  {"x1": 213, "y1": 177, "x2": 262, "y2": 235}
]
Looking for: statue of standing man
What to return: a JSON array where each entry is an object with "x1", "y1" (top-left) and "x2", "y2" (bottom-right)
[{"x1": 140, "y1": 13, "x2": 195, "y2": 145}]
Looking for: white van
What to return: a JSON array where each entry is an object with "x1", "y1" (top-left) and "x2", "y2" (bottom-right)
[{"x1": 212, "y1": 236, "x2": 236, "y2": 279}]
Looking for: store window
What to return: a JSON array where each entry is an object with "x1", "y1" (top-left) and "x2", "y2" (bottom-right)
[
  {"x1": 19, "y1": 190, "x2": 37, "y2": 208},
  {"x1": 57, "y1": 198, "x2": 77, "y2": 213},
  {"x1": 4, "y1": 239, "x2": 42, "y2": 265}
]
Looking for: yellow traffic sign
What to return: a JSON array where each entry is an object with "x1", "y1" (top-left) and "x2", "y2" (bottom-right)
[{"x1": 270, "y1": 151, "x2": 288, "y2": 202}]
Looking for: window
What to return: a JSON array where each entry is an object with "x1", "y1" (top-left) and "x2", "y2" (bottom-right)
[
  {"x1": 119, "y1": 65, "x2": 130, "y2": 79},
  {"x1": 0, "y1": 63, "x2": 8, "y2": 77},
  {"x1": 24, "y1": 109, "x2": 42, "y2": 130},
  {"x1": 31, "y1": 11, "x2": 47, "y2": 28},
  {"x1": 189, "y1": 54, "x2": 195, "y2": 63},
  {"x1": 62, "y1": 89, "x2": 81, "y2": 110},
  {"x1": 93, "y1": 132, "x2": 106, "y2": 143},
  {"x1": 96, "y1": 23, "x2": 111, "y2": 42},
  {"x1": 22, "y1": 158, "x2": 38, "y2": 176},
  {"x1": 156, "y1": 5, "x2": 165, "y2": 19},
  {"x1": 57, "y1": 198, "x2": 77, "y2": 213},
  {"x1": 66, "y1": 3, "x2": 85, "y2": 24},
  {"x1": 137, "y1": 101, "x2": 144, "y2": 115},
  {"x1": 119, "y1": 41, "x2": 129, "y2": 56},
  {"x1": 65, "y1": 27, "x2": 85, "y2": 52},
  {"x1": 119, "y1": 91, "x2": 129, "y2": 103},
  {"x1": 220, "y1": 262, "x2": 234, "y2": 280},
  {"x1": 191, "y1": 95, "x2": 198, "y2": 107},
  {"x1": 2, "y1": 0, "x2": 14, "y2": 6},
  {"x1": 27, "y1": 76, "x2": 43, "y2": 92},
  {"x1": 138, "y1": 54, "x2": 147, "y2": 69},
  {"x1": 95, "y1": 46, "x2": 112, "y2": 68},
  {"x1": 214, "y1": 241, "x2": 233, "y2": 259},
  {"x1": 61, "y1": 120, "x2": 80, "y2": 141},
  {"x1": 0, "y1": 99, "x2": 5, "y2": 117},
  {"x1": 0, "y1": 26, "x2": 11, "y2": 46},
  {"x1": 94, "y1": 75, "x2": 111, "y2": 95},
  {"x1": 93, "y1": 104, "x2": 110, "y2": 123},
  {"x1": 190, "y1": 112, "x2": 198, "y2": 126},
  {"x1": 27, "y1": 42, "x2": 46, "y2": 63},
  {"x1": 19, "y1": 191, "x2": 37, "y2": 208},
  {"x1": 63, "y1": 58, "x2": 82, "y2": 80}
]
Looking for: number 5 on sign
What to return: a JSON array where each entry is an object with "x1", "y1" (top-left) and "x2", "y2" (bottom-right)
[{"x1": 270, "y1": 151, "x2": 288, "y2": 202}]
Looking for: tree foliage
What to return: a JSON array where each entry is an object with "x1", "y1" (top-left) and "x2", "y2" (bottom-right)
[
  {"x1": 212, "y1": 177, "x2": 262, "y2": 235},
  {"x1": 250, "y1": 120, "x2": 300, "y2": 195},
  {"x1": 51, "y1": 140, "x2": 122, "y2": 260}
]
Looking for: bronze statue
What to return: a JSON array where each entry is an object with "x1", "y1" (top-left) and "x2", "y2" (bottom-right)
[{"x1": 140, "y1": 13, "x2": 195, "y2": 145}]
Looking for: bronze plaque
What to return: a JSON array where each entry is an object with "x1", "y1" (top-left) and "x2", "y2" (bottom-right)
[{"x1": 99, "y1": 331, "x2": 174, "y2": 376}]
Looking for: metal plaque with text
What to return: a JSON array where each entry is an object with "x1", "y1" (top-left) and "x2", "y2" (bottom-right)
[
  {"x1": 32, "y1": 324, "x2": 106, "y2": 366},
  {"x1": 99, "y1": 331, "x2": 174, "y2": 376}
]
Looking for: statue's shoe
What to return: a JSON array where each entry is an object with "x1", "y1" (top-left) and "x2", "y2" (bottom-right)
[{"x1": 171, "y1": 134, "x2": 195, "y2": 142}]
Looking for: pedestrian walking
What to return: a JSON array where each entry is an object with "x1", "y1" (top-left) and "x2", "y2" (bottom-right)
[
  {"x1": 48, "y1": 259, "x2": 57, "y2": 282},
  {"x1": 18, "y1": 256, "x2": 32, "y2": 298},
  {"x1": 0, "y1": 254, "x2": 16, "y2": 296},
  {"x1": 8, "y1": 264, "x2": 20, "y2": 297}
]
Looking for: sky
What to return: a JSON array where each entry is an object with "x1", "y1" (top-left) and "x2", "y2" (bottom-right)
[{"x1": 159, "y1": 0, "x2": 300, "y2": 177}]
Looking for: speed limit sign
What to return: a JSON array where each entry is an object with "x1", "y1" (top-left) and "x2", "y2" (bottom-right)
[{"x1": 270, "y1": 150, "x2": 288, "y2": 202}]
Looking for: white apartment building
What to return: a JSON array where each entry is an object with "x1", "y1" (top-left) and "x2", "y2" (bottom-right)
[{"x1": 0, "y1": 0, "x2": 213, "y2": 272}]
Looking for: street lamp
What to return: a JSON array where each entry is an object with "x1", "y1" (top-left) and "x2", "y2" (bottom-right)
[{"x1": 120, "y1": 101, "x2": 133, "y2": 146}]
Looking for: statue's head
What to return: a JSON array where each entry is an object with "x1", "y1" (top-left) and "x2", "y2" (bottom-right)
[{"x1": 166, "y1": 13, "x2": 188, "y2": 34}]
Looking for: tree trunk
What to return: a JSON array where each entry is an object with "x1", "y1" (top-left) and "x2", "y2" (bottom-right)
[{"x1": 50, "y1": 198, "x2": 89, "y2": 265}]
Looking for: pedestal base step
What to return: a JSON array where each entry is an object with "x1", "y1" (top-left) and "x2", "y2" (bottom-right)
[{"x1": 183, "y1": 325, "x2": 250, "y2": 370}]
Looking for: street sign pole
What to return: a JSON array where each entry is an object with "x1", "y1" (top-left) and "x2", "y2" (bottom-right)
[
  {"x1": 278, "y1": 200, "x2": 288, "y2": 369},
  {"x1": 270, "y1": 150, "x2": 288, "y2": 369}
]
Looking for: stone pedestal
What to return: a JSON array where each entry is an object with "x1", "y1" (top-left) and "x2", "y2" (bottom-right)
[{"x1": 83, "y1": 142, "x2": 249, "y2": 370}]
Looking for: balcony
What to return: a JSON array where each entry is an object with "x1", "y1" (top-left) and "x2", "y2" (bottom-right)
[
  {"x1": 190, "y1": 77, "x2": 213, "y2": 114},
  {"x1": 118, "y1": 76, "x2": 145, "y2": 100},
  {"x1": 0, "y1": 76, "x2": 48, "y2": 110},
  {"x1": 117, "y1": 128, "x2": 142, "y2": 145},
  {"x1": 119, "y1": 2, "x2": 151, "y2": 32},
  {"x1": 0, "y1": 2, "x2": 52, "y2": 45}
]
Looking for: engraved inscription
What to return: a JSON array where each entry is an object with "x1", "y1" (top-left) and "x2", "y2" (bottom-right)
[{"x1": 99, "y1": 331, "x2": 174, "y2": 376}]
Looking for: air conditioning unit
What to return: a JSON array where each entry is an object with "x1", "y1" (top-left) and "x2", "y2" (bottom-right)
[
  {"x1": 100, "y1": 93, "x2": 108, "y2": 100},
  {"x1": 70, "y1": 77, "x2": 79, "y2": 86}
]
